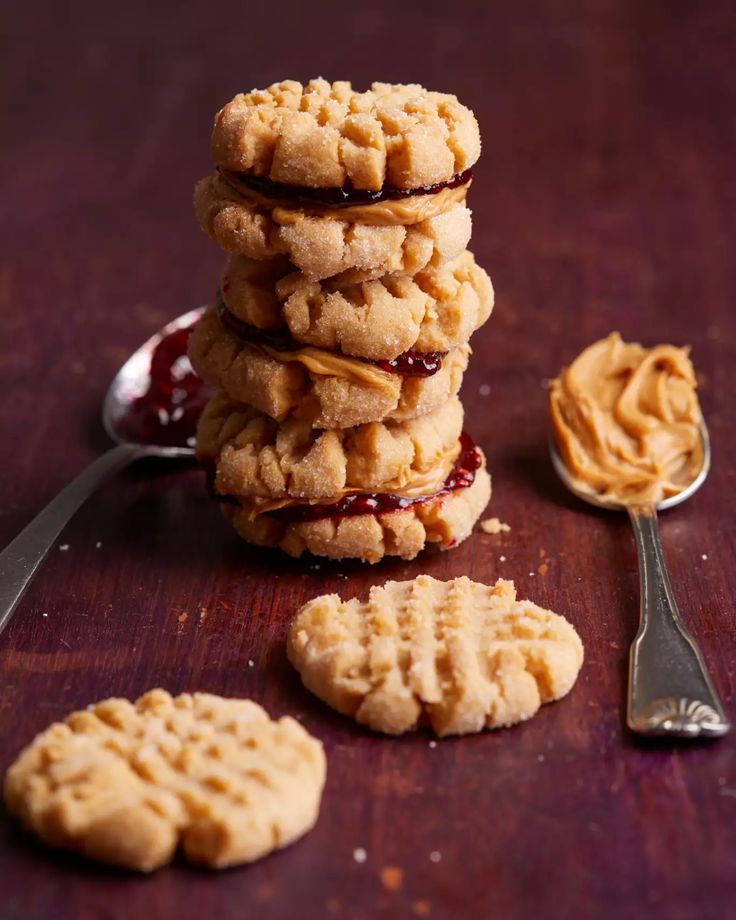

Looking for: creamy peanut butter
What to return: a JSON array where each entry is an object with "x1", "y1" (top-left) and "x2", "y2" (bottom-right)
[
  {"x1": 238, "y1": 439, "x2": 462, "y2": 520},
  {"x1": 549, "y1": 332, "x2": 703, "y2": 506},
  {"x1": 252, "y1": 340, "x2": 398, "y2": 395},
  {"x1": 223, "y1": 172, "x2": 470, "y2": 226}
]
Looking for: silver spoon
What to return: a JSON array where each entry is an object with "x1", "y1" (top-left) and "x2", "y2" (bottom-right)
[
  {"x1": 550, "y1": 423, "x2": 730, "y2": 739},
  {"x1": 0, "y1": 307, "x2": 205, "y2": 636}
]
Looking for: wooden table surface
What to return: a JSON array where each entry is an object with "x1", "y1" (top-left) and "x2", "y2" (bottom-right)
[{"x1": 1, "y1": 2, "x2": 735, "y2": 917}]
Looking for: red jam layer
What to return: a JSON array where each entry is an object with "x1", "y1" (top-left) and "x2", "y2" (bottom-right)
[
  {"x1": 216, "y1": 297, "x2": 444, "y2": 377},
  {"x1": 222, "y1": 168, "x2": 472, "y2": 208},
  {"x1": 269, "y1": 432, "x2": 481, "y2": 524},
  {"x1": 118, "y1": 323, "x2": 209, "y2": 448}
]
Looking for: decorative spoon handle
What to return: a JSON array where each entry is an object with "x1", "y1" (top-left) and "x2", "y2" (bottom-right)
[
  {"x1": 627, "y1": 505, "x2": 729, "y2": 738},
  {"x1": 0, "y1": 443, "x2": 146, "y2": 637}
]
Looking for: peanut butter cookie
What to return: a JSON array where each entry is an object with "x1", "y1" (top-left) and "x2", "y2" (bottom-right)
[
  {"x1": 221, "y1": 250, "x2": 493, "y2": 361},
  {"x1": 288, "y1": 576, "x2": 583, "y2": 735},
  {"x1": 188, "y1": 306, "x2": 470, "y2": 429},
  {"x1": 197, "y1": 391, "x2": 464, "y2": 502},
  {"x1": 219, "y1": 450, "x2": 491, "y2": 563},
  {"x1": 4, "y1": 690, "x2": 326, "y2": 871},
  {"x1": 194, "y1": 173, "x2": 472, "y2": 282},
  {"x1": 211, "y1": 79, "x2": 480, "y2": 190}
]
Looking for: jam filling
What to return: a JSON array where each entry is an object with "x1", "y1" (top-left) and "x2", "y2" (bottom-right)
[
  {"x1": 222, "y1": 168, "x2": 473, "y2": 208},
  {"x1": 118, "y1": 322, "x2": 210, "y2": 448},
  {"x1": 208, "y1": 432, "x2": 480, "y2": 521},
  {"x1": 216, "y1": 296, "x2": 444, "y2": 377}
]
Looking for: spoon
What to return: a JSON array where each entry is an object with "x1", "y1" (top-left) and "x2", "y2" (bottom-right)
[
  {"x1": 550, "y1": 422, "x2": 730, "y2": 739},
  {"x1": 0, "y1": 307, "x2": 206, "y2": 636}
]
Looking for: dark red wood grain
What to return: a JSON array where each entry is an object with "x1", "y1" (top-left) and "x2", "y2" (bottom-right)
[{"x1": 1, "y1": 2, "x2": 735, "y2": 918}]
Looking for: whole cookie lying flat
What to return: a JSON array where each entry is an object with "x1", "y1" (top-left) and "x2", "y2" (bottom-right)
[
  {"x1": 221, "y1": 250, "x2": 493, "y2": 361},
  {"x1": 288, "y1": 576, "x2": 583, "y2": 734},
  {"x1": 4, "y1": 690, "x2": 326, "y2": 871},
  {"x1": 211, "y1": 79, "x2": 481, "y2": 190},
  {"x1": 188, "y1": 306, "x2": 469, "y2": 429},
  {"x1": 194, "y1": 173, "x2": 472, "y2": 282},
  {"x1": 197, "y1": 391, "x2": 464, "y2": 502},
  {"x1": 222, "y1": 453, "x2": 491, "y2": 564}
]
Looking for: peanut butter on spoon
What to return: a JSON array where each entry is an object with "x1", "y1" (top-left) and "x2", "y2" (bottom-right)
[{"x1": 549, "y1": 332, "x2": 703, "y2": 506}]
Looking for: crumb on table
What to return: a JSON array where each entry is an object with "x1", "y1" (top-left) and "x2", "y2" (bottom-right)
[
  {"x1": 480, "y1": 517, "x2": 510, "y2": 534},
  {"x1": 380, "y1": 866, "x2": 404, "y2": 891}
]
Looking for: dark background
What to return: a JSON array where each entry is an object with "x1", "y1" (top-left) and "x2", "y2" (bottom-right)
[{"x1": 1, "y1": 2, "x2": 735, "y2": 918}]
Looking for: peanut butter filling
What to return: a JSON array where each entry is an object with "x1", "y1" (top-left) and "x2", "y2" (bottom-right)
[
  {"x1": 252, "y1": 340, "x2": 398, "y2": 395},
  {"x1": 237, "y1": 439, "x2": 463, "y2": 520},
  {"x1": 221, "y1": 171, "x2": 470, "y2": 226},
  {"x1": 549, "y1": 332, "x2": 703, "y2": 506}
]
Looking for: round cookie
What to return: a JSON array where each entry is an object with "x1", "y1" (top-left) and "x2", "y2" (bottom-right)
[
  {"x1": 3, "y1": 690, "x2": 326, "y2": 872},
  {"x1": 188, "y1": 306, "x2": 470, "y2": 429},
  {"x1": 220, "y1": 455, "x2": 491, "y2": 564},
  {"x1": 288, "y1": 575, "x2": 584, "y2": 735},
  {"x1": 211, "y1": 79, "x2": 481, "y2": 190},
  {"x1": 221, "y1": 250, "x2": 493, "y2": 361},
  {"x1": 194, "y1": 173, "x2": 472, "y2": 282},
  {"x1": 197, "y1": 391, "x2": 464, "y2": 502}
]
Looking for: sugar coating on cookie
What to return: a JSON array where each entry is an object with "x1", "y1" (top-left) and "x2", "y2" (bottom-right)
[
  {"x1": 288, "y1": 576, "x2": 583, "y2": 734},
  {"x1": 188, "y1": 306, "x2": 470, "y2": 429},
  {"x1": 221, "y1": 250, "x2": 493, "y2": 360},
  {"x1": 3, "y1": 690, "x2": 326, "y2": 872},
  {"x1": 194, "y1": 174, "x2": 472, "y2": 281},
  {"x1": 197, "y1": 391, "x2": 464, "y2": 501},
  {"x1": 223, "y1": 460, "x2": 491, "y2": 564},
  {"x1": 211, "y1": 79, "x2": 481, "y2": 190}
]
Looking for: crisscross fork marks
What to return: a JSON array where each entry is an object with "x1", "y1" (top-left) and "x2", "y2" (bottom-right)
[{"x1": 289, "y1": 576, "x2": 584, "y2": 736}]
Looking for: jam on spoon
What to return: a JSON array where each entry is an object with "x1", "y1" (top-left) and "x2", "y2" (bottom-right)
[
  {"x1": 216, "y1": 296, "x2": 444, "y2": 378},
  {"x1": 117, "y1": 322, "x2": 210, "y2": 448}
]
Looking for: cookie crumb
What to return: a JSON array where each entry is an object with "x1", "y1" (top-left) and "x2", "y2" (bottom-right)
[
  {"x1": 479, "y1": 383, "x2": 491, "y2": 396},
  {"x1": 538, "y1": 562, "x2": 549, "y2": 576},
  {"x1": 480, "y1": 518, "x2": 510, "y2": 535},
  {"x1": 353, "y1": 847, "x2": 367, "y2": 864},
  {"x1": 58, "y1": 544, "x2": 69, "y2": 552},
  {"x1": 429, "y1": 850, "x2": 441, "y2": 863},
  {"x1": 178, "y1": 612, "x2": 188, "y2": 625},
  {"x1": 413, "y1": 901, "x2": 431, "y2": 917},
  {"x1": 380, "y1": 866, "x2": 403, "y2": 891}
]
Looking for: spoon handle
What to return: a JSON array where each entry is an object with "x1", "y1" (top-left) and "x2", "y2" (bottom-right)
[
  {"x1": 627, "y1": 506, "x2": 729, "y2": 738},
  {"x1": 0, "y1": 444, "x2": 146, "y2": 637}
]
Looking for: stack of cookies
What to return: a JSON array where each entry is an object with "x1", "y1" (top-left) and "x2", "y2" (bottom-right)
[{"x1": 190, "y1": 79, "x2": 494, "y2": 563}]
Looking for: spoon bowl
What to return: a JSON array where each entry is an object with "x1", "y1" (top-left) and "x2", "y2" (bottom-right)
[
  {"x1": 103, "y1": 306, "x2": 207, "y2": 457},
  {"x1": 548, "y1": 419, "x2": 712, "y2": 513}
]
